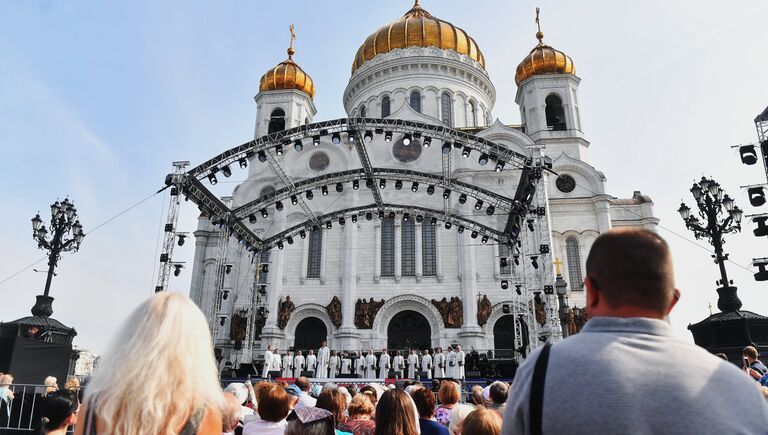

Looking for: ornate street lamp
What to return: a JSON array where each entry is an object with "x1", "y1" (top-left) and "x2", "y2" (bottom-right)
[
  {"x1": 678, "y1": 177, "x2": 743, "y2": 312},
  {"x1": 30, "y1": 198, "x2": 86, "y2": 317}
]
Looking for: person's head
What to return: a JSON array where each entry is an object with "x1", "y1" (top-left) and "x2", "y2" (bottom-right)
[
  {"x1": 309, "y1": 350, "x2": 314, "y2": 355},
  {"x1": 316, "y1": 389, "x2": 347, "y2": 426},
  {"x1": 397, "y1": 350, "x2": 402, "y2": 356},
  {"x1": 221, "y1": 392, "x2": 241, "y2": 433},
  {"x1": 359, "y1": 385, "x2": 378, "y2": 406},
  {"x1": 424, "y1": 349, "x2": 430, "y2": 355},
  {"x1": 331, "y1": 350, "x2": 337, "y2": 356},
  {"x1": 82, "y1": 292, "x2": 224, "y2": 435},
  {"x1": 298, "y1": 350, "x2": 303, "y2": 356},
  {"x1": 375, "y1": 389, "x2": 419, "y2": 435},
  {"x1": 347, "y1": 393, "x2": 375, "y2": 419},
  {"x1": 255, "y1": 382, "x2": 292, "y2": 422},
  {"x1": 64, "y1": 377, "x2": 80, "y2": 391},
  {"x1": 743, "y1": 346, "x2": 759, "y2": 363},
  {"x1": 296, "y1": 376, "x2": 311, "y2": 392},
  {"x1": 321, "y1": 340, "x2": 327, "y2": 347},
  {"x1": 448, "y1": 404, "x2": 475, "y2": 435},
  {"x1": 438, "y1": 380, "x2": 460, "y2": 405},
  {"x1": 224, "y1": 382, "x2": 249, "y2": 406},
  {"x1": 382, "y1": 348, "x2": 387, "y2": 353},
  {"x1": 285, "y1": 407, "x2": 336, "y2": 435},
  {"x1": 457, "y1": 345, "x2": 461, "y2": 351},
  {"x1": 585, "y1": 228, "x2": 679, "y2": 319},
  {"x1": 714, "y1": 353, "x2": 728, "y2": 360},
  {"x1": 411, "y1": 387, "x2": 436, "y2": 419},
  {"x1": 268, "y1": 344, "x2": 273, "y2": 351},
  {"x1": 488, "y1": 381, "x2": 508, "y2": 404},
  {"x1": 471, "y1": 385, "x2": 485, "y2": 406},
  {"x1": 0, "y1": 374, "x2": 13, "y2": 390},
  {"x1": 460, "y1": 407, "x2": 502, "y2": 435},
  {"x1": 39, "y1": 389, "x2": 79, "y2": 434},
  {"x1": 43, "y1": 376, "x2": 58, "y2": 393}
]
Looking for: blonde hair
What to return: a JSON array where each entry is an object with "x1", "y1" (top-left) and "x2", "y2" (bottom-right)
[
  {"x1": 65, "y1": 377, "x2": 80, "y2": 390},
  {"x1": 448, "y1": 404, "x2": 475, "y2": 435},
  {"x1": 84, "y1": 292, "x2": 224, "y2": 435}
]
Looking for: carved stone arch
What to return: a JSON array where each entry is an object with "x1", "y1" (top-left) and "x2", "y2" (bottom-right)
[
  {"x1": 483, "y1": 301, "x2": 529, "y2": 335},
  {"x1": 551, "y1": 153, "x2": 606, "y2": 196},
  {"x1": 284, "y1": 303, "x2": 336, "y2": 339},
  {"x1": 373, "y1": 295, "x2": 445, "y2": 342}
]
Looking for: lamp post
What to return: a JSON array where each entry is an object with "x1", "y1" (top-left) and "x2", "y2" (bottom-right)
[
  {"x1": 678, "y1": 177, "x2": 743, "y2": 312},
  {"x1": 30, "y1": 198, "x2": 86, "y2": 317}
]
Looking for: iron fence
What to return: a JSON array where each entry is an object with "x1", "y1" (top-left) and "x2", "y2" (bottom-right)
[{"x1": 0, "y1": 384, "x2": 77, "y2": 433}]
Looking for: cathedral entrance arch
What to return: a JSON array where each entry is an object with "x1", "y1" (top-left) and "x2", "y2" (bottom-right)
[
  {"x1": 294, "y1": 317, "x2": 327, "y2": 352},
  {"x1": 493, "y1": 315, "x2": 516, "y2": 358},
  {"x1": 387, "y1": 310, "x2": 431, "y2": 352}
]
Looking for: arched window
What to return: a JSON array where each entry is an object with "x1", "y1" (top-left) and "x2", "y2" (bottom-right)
[
  {"x1": 360, "y1": 105, "x2": 367, "y2": 118},
  {"x1": 566, "y1": 237, "x2": 583, "y2": 291},
  {"x1": 381, "y1": 96, "x2": 391, "y2": 118},
  {"x1": 441, "y1": 93, "x2": 453, "y2": 126},
  {"x1": 401, "y1": 217, "x2": 415, "y2": 276},
  {"x1": 545, "y1": 94, "x2": 567, "y2": 131},
  {"x1": 469, "y1": 101, "x2": 477, "y2": 127},
  {"x1": 381, "y1": 217, "x2": 395, "y2": 277},
  {"x1": 307, "y1": 229, "x2": 323, "y2": 279},
  {"x1": 268, "y1": 108, "x2": 285, "y2": 134},
  {"x1": 422, "y1": 223, "x2": 436, "y2": 276},
  {"x1": 410, "y1": 91, "x2": 421, "y2": 113}
]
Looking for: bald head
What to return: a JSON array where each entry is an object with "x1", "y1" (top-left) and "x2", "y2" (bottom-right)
[{"x1": 586, "y1": 228, "x2": 675, "y2": 315}]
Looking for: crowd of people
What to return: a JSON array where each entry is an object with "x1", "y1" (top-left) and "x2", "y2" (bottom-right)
[{"x1": 2, "y1": 228, "x2": 767, "y2": 434}]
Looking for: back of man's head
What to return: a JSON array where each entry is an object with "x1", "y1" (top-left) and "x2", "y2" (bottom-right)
[
  {"x1": 295, "y1": 376, "x2": 310, "y2": 392},
  {"x1": 489, "y1": 381, "x2": 509, "y2": 404},
  {"x1": 743, "y1": 346, "x2": 759, "y2": 361},
  {"x1": 586, "y1": 228, "x2": 675, "y2": 315}
]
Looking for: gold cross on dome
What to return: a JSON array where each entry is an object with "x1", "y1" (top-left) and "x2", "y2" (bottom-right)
[
  {"x1": 553, "y1": 258, "x2": 563, "y2": 275},
  {"x1": 289, "y1": 24, "x2": 296, "y2": 48},
  {"x1": 708, "y1": 302, "x2": 713, "y2": 316},
  {"x1": 535, "y1": 7, "x2": 541, "y2": 33}
]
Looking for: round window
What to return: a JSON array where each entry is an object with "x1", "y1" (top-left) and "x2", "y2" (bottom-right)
[
  {"x1": 259, "y1": 185, "x2": 276, "y2": 197},
  {"x1": 309, "y1": 152, "x2": 330, "y2": 171},
  {"x1": 555, "y1": 174, "x2": 576, "y2": 193},
  {"x1": 392, "y1": 136, "x2": 422, "y2": 163}
]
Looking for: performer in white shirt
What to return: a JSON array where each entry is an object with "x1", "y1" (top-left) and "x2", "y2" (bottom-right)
[
  {"x1": 365, "y1": 349, "x2": 377, "y2": 378},
  {"x1": 446, "y1": 347, "x2": 457, "y2": 379},
  {"x1": 306, "y1": 350, "x2": 317, "y2": 376},
  {"x1": 272, "y1": 348, "x2": 282, "y2": 375},
  {"x1": 293, "y1": 351, "x2": 305, "y2": 378},
  {"x1": 392, "y1": 351, "x2": 405, "y2": 379},
  {"x1": 433, "y1": 347, "x2": 445, "y2": 378},
  {"x1": 329, "y1": 350, "x2": 340, "y2": 378},
  {"x1": 456, "y1": 345, "x2": 466, "y2": 380},
  {"x1": 340, "y1": 352, "x2": 352, "y2": 375},
  {"x1": 378, "y1": 349, "x2": 391, "y2": 379},
  {"x1": 316, "y1": 341, "x2": 330, "y2": 379},
  {"x1": 355, "y1": 351, "x2": 365, "y2": 378},
  {"x1": 421, "y1": 349, "x2": 433, "y2": 379},
  {"x1": 407, "y1": 349, "x2": 420, "y2": 379},
  {"x1": 282, "y1": 351, "x2": 294, "y2": 378},
  {"x1": 262, "y1": 345, "x2": 273, "y2": 378}
]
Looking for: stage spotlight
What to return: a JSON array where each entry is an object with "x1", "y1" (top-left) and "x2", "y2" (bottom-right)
[
  {"x1": 445, "y1": 222, "x2": 452, "y2": 229},
  {"x1": 258, "y1": 284, "x2": 267, "y2": 295},
  {"x1": 481, "y1": 235, "x2": 489, "y2": 244},
  {"x1": 458, "y1": 193, "x2": 467, "y2": 204},
  {"x1": 365, "y1": 212, "x2": 373, "y2": 221},
  {"x1": 486, "y1": 206, "x2": 495, "y2": 215},
  {"x1": 388, "y1": 211, "x2": 396, "y2": 219},
  {"x1": 306, "y1": 190, "x2": 314, "y2": 200},
  {"x1": 275, "y1": 201, "x2": 284, "y2": 211},
  {"x1": 248, "y1": 214, "x2": 257, "y2": 224},
  {"x1": 286, "y1": 236, "x2": 294, "y2": 245},
  {"x1": 322, "y1": 185, "x2": 329, "y2": 196},
  {"x1": 495, "y1": 161, "x2": 505, "y2": 172},
  {"x1": 258, "y1": 150, "x2": 267, "y2": 162},
  {"x1": 500, "y1": 257, "x2": 508, "y2": 268},
  {"x1": 326, "y1": 221, "x2": 333, "y2": 229},
  {"x1": 462, "y1": 146, "x2": 471, "y2": 158},
  {"x1": 339, "y1": 217, "x2": 346, "y2": 226},
  {"x1": 411, "y1": 182, "x2": 419, "y2": 192},
  {"x1": 222, "y1": 289, "x2": 230, "y2": 300},
  {"x1": 294, "y1": 139, "x2": 304, "y2": 152},
  {"x1": 754, "y1": 216, "x2": 768, "y2": 237},
  {"x1": 331, "y1": 133, "x2": 341, "y2": 144},
  {"x1": 225, "y1": 264, "x2": 233, "y2": 274},
  {"x1": 275, "y1": 145, "x2": 283, "y2": 156},
  {"x1": 239, "y1": 157, "x2": 248, "y2": 169},
  {"x1": 378, "y1": 211, "x2": 385, "y2": 220},
  {"x1": 299, "y1": 230, "x2": 307, "y2": 239},
  {"x1": 353, "y1": 180, "x2": 360, "y2": 190},
  {"x1": 427, "y1": 185, "x2": 435, "y2": 195},
  {"x1": 515, "y1": 285, "x2": 522, "y2": 296},
  {"x1": 379, "y1": 179, "x2": 387, "y2": 189},
  {"x1": 261, "y1": 263, "x2": 269, "y2": 273},
  {"x1": 470, "y1": 231, "x2": 478, "y2": 239},
  {"x1": 261, "y1": 209, "x2": 269, "y2": 218},
  {"x1": 173, "y1": 264, "x2": 183, "y2": 277},
  {"x1": 403, "y1": 213, "x2": 410, "y2": 222},
  {"x1": 740, "y1": 145, "x2": 758, "y2": 165},
  {"x1": 177, "y1": 234, "x2": 186, "y2": 246},
  {"x1": 351, "y1": 214, "x2": 358, "y2": 223},
  {"x1": 748, "y1": 186, "x2": 766, "y2": 207},
  {"x1": 364, "y1": 130, "x2": 374, "y2": 143},
  {"x1": 291, "y1": 195, "x2": 298, "y2": 205},
  {"x1": 218, "y1": 315, "x2": 227, "y2": 326},
  {"x1": 501, "y1": 280, "x2": 509, "y2": 290},
  {"x1": 384, "y1": 131, "x2": 393, "y2": 142},
  {"x1": 478, "y1": 154, "x2": 489, "y2": 166},
  {"x1": 395, "y1": 180, "x2": 403, "y2": 190},
  {"x1": 313, "y1": 136, "x2": 321, "y2": 146},
  {"x1": 431, "y1": 217, "x2": 438, "y2": 226},
  {"x1": 221, "y1": 165, "x2": 232, "y2": 178},
  {"x1": 423, "y1": 137, "x2": 432, "y2": 147},
  {"x1": 208, "y1": 173, "x2": 218, "y2": 185},
  {"x1": 457, "y1": 225, "x2": 465, "y2": 234},
  {"x1": 403, "y1": 134, "x2": 412, "y2": 146},
  {"x1": 277, "y1": 241, "x2": 284, "y2": 250},
  {"x1": 442, "y1": 141, "x2": 452, "y2": 155},
  {"x1": 416, "y1": 215, "x2": 423, "y2": 223},
  {"x1": 513, "y1": 255, "x2": 520, "y2": 266},
  {"x1": 527, "y1": 219, "x2": 535, "y2": 231},
  {"x1": 531, "y1": 256, "x2": 539, "y2": 269},
  {"x1": 475, "y1": 200, "x2": 484, "y2": 210},
  {"x1": 336, "y1": 182, "x2": 344, "y2": 193},
  {"x1": 443, "y1": 189, "x2": 451, "y2": 199}
]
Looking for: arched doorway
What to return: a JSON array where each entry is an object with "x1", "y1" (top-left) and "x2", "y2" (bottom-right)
[
  {"x1": 387, "y1": 310, "x2": 431, "y2": 352},
  {"x1": 294, "y1": 317, "x2": 327, "y2": 352},
  {"x1": 493, "y1": 315, "x2": 516, "y2": 359}
]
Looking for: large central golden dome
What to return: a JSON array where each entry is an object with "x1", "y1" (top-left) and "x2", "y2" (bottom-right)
[{"x1": 351, "y1": 0, "x2": 486, "y2": 74}]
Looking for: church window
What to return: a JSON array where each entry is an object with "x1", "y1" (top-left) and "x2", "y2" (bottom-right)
[
  {"x1": 307, "y1": 229, "x2": 323, "y2": 279},
  {"x1": 360, "y1": 105, "x2": 367, "y2": 118},
  {"x1": 381, "y1": 217, "x2": 395, "y2": 277},
  {"x1": 566, "y1": 237, "x2": 583, "y2": 291},
  {"x1": 422, "y1": 223, "x2": 437, "y2": 276},
  {"x1": 259, "y1": 250, "x2": 271, "y2": 284},
  {"x1": 499, "y1": 243, "x2": 511, "y2": 275},
  {"x1": 268, "y1": 108, "x2": 286, "y2": 134},
  {"x1": 381, "y1": 96, "x2": 391, "y2": 118},
  {"x1": 545, "y1": 94, "x2": 567, "y2": 131},
  {"x1": 259, "y1": 185, "x2": 276, "y2": 198},
  {"x1": 441, "y1": 93, "x2": 453, "y2": 126},
  {"x1": 469, "y1": 101, "x2": 477, "y2": 127},
  {"x1": 309, "y1": 151, "x2": 330, "y2": 172},
  {"x1": 556, "y1": 174, "x2": 576, "y2": 193},
  {"x1": 401, "y1": 217, "x2": 416, "y2": 276},
  {"x1": 410, "y1": 91, "x2": 422, "y2": 113}
]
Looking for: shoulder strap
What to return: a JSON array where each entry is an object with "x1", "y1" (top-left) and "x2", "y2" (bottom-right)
[{"x1": 529, "y1": 343, "x2": 552, "y2": 435}]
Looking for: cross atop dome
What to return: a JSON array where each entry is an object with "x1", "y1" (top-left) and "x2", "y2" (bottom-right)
[
  {"x1": 514, "y1": 8, "x2": 576, "y2": 86},
  {"x1": 258, "y1": 24, "x2": 316, "y2": 99}
]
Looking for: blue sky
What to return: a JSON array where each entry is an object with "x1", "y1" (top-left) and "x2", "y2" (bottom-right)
[{"x1": 1, "y1": 0, "x2": 767, "y2": 353}]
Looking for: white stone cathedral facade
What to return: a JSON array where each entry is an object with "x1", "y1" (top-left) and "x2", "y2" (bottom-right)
[{"x1": 188, "y1": 2, "x2": 658, "y2": 366}]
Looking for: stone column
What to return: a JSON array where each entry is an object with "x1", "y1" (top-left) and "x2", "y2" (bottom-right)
[
  {"x1": 596, "y1": 199, "x2": 612, "y2": 232},
  {"x1": 260, "y1": 248, "x2": 285, "y2": 345},
  {"x1": 458, "y1": 232, "x2": 483, "y2": 347},
  {"x1": 336, "y1": 221, "x2": 360, "y2": 349},
  {"x1": 189, "y1": 227, "x2": 210, "y2": 307}
]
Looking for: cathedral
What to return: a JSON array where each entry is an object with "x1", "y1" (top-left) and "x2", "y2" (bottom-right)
[{"x1": 187, "y1": 1, "x2": 658, "y2": 368}]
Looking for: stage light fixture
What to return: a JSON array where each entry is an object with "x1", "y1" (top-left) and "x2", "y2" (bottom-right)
[
  {"x1": 351, "y1": 214, "x2": 358, "y2": 223},
  {"x1": 431, "y1": 217, "x2": 438, "y2": 226},
  {"x1": 458, "y1": 193, "x2": 467, "y2": 204},
  {"x1": 208, "y1": 173, "x2": 218, "y2": 185},
  {"x1": 457, "y1": 225, "x2": 465, "y2": 234},
  {"x1": 275, "y1": 145, "x2": 283, "y2": 156},
  {"x1": 222, "y1": 289, "x2": 230, "y2": 300},
  {"x1": 173, "y1": 264, "x2": 183, "y2": 277},
  {"x1": 427, "y1": 185, "x2": 435, "y2": 195},
  {"x1": 299, "y1": 230, "x2": 307, "y2": 239},
  {"x1": 416, "y1": 215, "x2": 423, "y2": 223},
  {"x1": 225, "y1": 264, "x2": 232, "y2": 274},
  {"x1": 443, "y1": 189, "x2": 452, "y2": 199},
  {"x1": 294, "y1": 140, "x2": 304, "y2": 152},
  {"x1": 221, "y1": 165, "x2": 232, "y2": 177},
  {"x1": 501, "y1": 280, "x2": 509, "y2": 290},
  {"x1": 379, "y1": 179, "x2": 387, "y2": 189},
  {"x1": 462, "y1": 147, "x2": 471, "y2": 158},
  {"x1": 486, "y1": 206, "x2": 495, "y2": 215},
  {"x1": 291, "y1": 195, "x2": 298, "y2": 205},
  {"x1": 364, "y1": 130, "x2": 374, "y2": 143},
  {"x1": 495, "y1": 161, "x2": 505, "y2": 172},
  {"x1": 411, "y1": 182, "x2": 419, "y2": 192},
  {"x1": 515, "y1": 285, "x2": 522, "y2": 296},
  {"x1": 365, "y1": 212, "x2": 373, "y2": 221},
  {"x1": 531, "y1": 256, "x2": 539, "y2": 269},
  {"x1": 513, "y1": 255, "x2": 520, "y2": 266},
  {"x1": 275, "y1": 201, "x2": 284, "y2": 211},
  {"x1": 423, "y1": 137, "x2": 432, "y2": 147},
  {"x1": 322, "y1": 185, "x2": 329, "y2": 196},
  {"x1": 313, "y1": 136, "x2": 321, "y2": 146},
  {"x1": 740, "y1": 145, "x2": 758, "y2": 165},
  {"x1": 366, "y1": 179, "x2": 374, "y2": 189},
  {"x1": 339, "y1": 217, "x2": 346, "y2": 226},
  {"x1": 395, "y1": 180, "x2": 403, "y2": 190},
  {"x1": 403, "y1": 134, "x2": 412, "y2": 146},
  {"x1": 258, "y1": 150, "x2": 267, "y2": 162},
  {"x1": 500, "y1": 257, "x2": 508, "y2": 268},
  {"x1": 177, "y1": 234, "x2": 186, "y2": 246},
  {"x1": 403, "y1": 213, "x2": 410, "y2": 221},
  {"x1": 389, "y1": 211, "x2": 396, "y2": 219},
  {"x1": 481, "y1": 235, "x2": 489, "y2": 244},
  {"x1": 378, "y1": 211, "x2": 385, "y2": 220},
  {"x1": 277, "y1": 241, "x2": 284, "y2": 250},
  {"x1": 754, "y1": 216, "x2": 768, "y2": 237},
  {"x1": 306, "y1": 190, "x2": 314, "y2": 200},
  {"x1": 248, "y1": 214, "x2": 257, "y2": 224},
  {"x1": 470, "y1": 231, "x2": 478, "y2": 239},
  {"x1": 326, "y1": 221, "x2": 333, "y2": 229},
  {"x1": 218, "y1": 315, "x2": 227, "y2": 326},
  {"x1": 445, "y1": 222, "x2": 452, "y2": 229},
  {"x1": 478, "y1": 154, "x2": 489, "y2": 166},
  {"x1": 261, "y1": 263, "x2": 269, "y2": 273},
  {"x1": 527, "y1": 219, "x2": 535, "y2": 231},
  {"x1": 384, "y1": 131, "x2": 393, "y2": 142},
  {"x1": 353, "y1": 180, "x2": 360, "y2": 190},
  {"x1": 239, "y1": 157, "x2": 248, "y2": 169},
  {"x1": 475, "y1": 200, "x2": 484, "y2": 210},
  {"x1": 336, "y1": 182, "x2": 344, "y2": 193},
  {"x1": 261, "y1": 209, "x2": 269, "y2": 218},
  {"x1": 331, "y1": 133, "x2": 341, "y2": 144},
  {"x1": 748, "y1": 186, "x2": 766, "y2": 207},
  {"x1": 442, "y1": 141, "x2": 452, "y2": 155}
]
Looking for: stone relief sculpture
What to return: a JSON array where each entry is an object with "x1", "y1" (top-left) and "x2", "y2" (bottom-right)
[
  {"x1": 277, "y1": 295, "x2": 295, "y2": 330},
  {"x1": 354, "y1": 297, "x2": 385, "y2": 329},
  {"x1": 431, "y1": 297, "x2": 463, "y2": 328},
  {"x1": 229, "y1": 310, "x2": 248, "y2": 341},
  {"x1": 326, "y1": 295, "x2": 342, "y2": 329},
  {"x1": 477, "y1": 295, "x2": 492, "y2": 327},
  {"x1": 533, "y1": 293, "x2": 546, "y2": 327}
]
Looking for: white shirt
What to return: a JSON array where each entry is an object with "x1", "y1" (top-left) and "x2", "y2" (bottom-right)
[
  {"x1": 306, "y1": 354, "x2": 317, "y2": 371},
  {"x1": 295, "y1": 391, "x2": 317, "y2": 409},
  {"x1": 421, "y1": 354, "x2": 433, "y2": 370},
  {"x1": 243, "y1": 418, "x2": 287, "y2": 435}
]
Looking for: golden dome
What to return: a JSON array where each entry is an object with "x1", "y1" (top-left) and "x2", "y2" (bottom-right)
[
  {"x1": 259, "y1": 26, "x2": 315, "y2": 98},
  {"x1": 351, "y1": 0, "x2": 485, "y2": 74},
  {"x1": 515, "y1": 12, "x2": 575, "y2": 85}
]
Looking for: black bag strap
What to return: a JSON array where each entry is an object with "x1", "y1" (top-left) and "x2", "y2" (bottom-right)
[{"x1": 529, "y1": 343, "x2": 552, "y2": 435}]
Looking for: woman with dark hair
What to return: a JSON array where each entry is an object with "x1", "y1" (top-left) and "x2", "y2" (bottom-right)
[
  {"x1": 374, "y1": 389, "x2": 419, "y2": 435},
  {"x1": 410, "y1": 387, "x2": 448, "y2": 435},
  {"x1": 38, "y1": 389, "x2": 79, "y2": 435},
  {"x1": 316, "y1": 389, "x2": 352, "y2": 434}
]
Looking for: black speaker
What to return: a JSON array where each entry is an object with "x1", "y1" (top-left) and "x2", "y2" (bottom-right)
[
  {"x1": 417, "y1": 371, "x2": 429, "y2": 379},
  {"x1": 301, "y1": 371, "x2": 315, "y2": 378},
  {"x1": 430, "y1": 377, "x2": 459, "y2": 392},
  {"x1": 388, "y1": 370, "x2": 402, "y2": 379},
  {"x1": 0, "y1": 336, "x2": 71, "y2": 385},
  {"x1": 336, "y1": 373, "x2": 360, "y2": 379},
  {"x1": 466, "y1": 371, "x2": 481, "y2": 378},
  {"x1": 268, "y1": 370, "x2": 282, "y2": 379}
]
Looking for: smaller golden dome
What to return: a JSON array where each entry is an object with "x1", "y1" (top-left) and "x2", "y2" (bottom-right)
[
  {"x1": 259, "y1": 26, "x2": 316, "y2": 98},
  {"x1": 515, "y1": 10, "x2": 575, "y2": 86}
]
